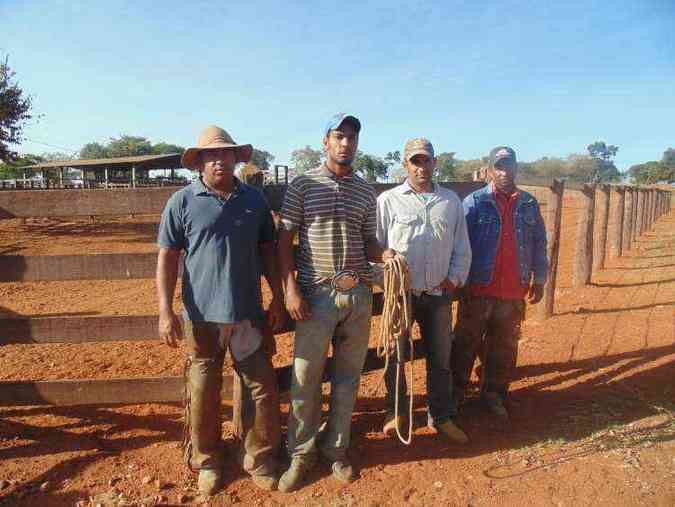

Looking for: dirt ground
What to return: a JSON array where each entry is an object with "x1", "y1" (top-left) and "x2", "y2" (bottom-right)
[{"x1": 0, "y1": 194, "x2": 673, "y2": 506}]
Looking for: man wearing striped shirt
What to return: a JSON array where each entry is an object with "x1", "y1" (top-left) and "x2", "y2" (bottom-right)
[
  {"x1": 377, "y1": 138, "x2": 472, "y2": 443},
  {"x1": 277, "y1": 113, "x2": 395, "y2": 492}
]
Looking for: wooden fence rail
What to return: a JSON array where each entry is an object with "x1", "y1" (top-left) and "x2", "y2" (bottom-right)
[{"x1": 1, "y1": 181, "x2": 671, "y2": 406}]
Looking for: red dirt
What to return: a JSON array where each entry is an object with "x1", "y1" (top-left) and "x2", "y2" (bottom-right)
[{"x1": 0, "y1": 198, "x2": 674, "y2": 506}]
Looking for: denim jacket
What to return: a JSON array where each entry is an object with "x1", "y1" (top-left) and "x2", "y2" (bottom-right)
[{"x1": 463, "y1": 184, "x2": 548, "y2": 288}]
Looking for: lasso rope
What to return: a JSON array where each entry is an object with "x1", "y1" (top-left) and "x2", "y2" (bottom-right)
[{"x1": 376, "y1": 254, "x2": 414, "y2": 444}]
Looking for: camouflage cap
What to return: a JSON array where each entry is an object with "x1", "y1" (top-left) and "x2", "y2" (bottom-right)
[
  {"x1": 404, "y1": 138, "x2": 435, "y2": 161},
  {"x1": 488, "y1": 146, "x2": 517, "y2": 169}
]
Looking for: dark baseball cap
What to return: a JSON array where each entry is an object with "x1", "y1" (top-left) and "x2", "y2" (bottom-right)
[
  {"x1": 324, "y1": 113, "x2": 361, "y2": 138},
  {"x1": 489, "y1": 146, "x2": 517, "y2": 169}
]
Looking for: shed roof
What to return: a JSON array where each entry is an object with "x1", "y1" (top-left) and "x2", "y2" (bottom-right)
[{"x1": 22, "y1": 153, "x2": 184, "y2": 171}]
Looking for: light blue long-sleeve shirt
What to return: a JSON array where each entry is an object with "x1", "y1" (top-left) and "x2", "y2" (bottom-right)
[{"x1": 376, "y1": 180, "x2": 472, "y2": 295}]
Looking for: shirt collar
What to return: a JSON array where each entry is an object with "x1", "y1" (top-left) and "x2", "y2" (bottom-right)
[
  {"x1": 398, "y1": 179, "x2": 436, "y2": 195},
  {"x1": 319, "y1": 163, "x2": 354, "y2": 181},
  {"x1": 491, "y1": 181, "x2": 519, "y2": 201},
  {"x1": 194, "y1": 176, "x2": 246, "y2": 197}
]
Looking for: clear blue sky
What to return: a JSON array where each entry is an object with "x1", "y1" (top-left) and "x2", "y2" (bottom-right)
[{"x1": 3, "y1": 0, "x2": 674, "y2": 171}]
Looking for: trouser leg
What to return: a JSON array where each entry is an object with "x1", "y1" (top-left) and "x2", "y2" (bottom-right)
[
  {"x1": 183, "y1": 321, "x2": 225, "y2": 471},
  {"x1": 415, "y1": 294, "x2": 453, "y2": 425},
  {"x1": 450, "y1": 295, "x2": 492, "y2": 406},
  {"x1": 287, "y1": 286, "x2": 336, "y2": 460},
  {"x1": 233, "y1": 345, "x2": 281, "y2": 476},
  {"x1": 483, "y1": 299, "x2": 524, "y2": 400},
  {"x1": 320, "y1": 284, "x2": 373, "y2": 460}
]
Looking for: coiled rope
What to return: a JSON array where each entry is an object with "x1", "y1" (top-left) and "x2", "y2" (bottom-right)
[{"x1": 376, "y1": 254, "x2": 414, "y2": 444}]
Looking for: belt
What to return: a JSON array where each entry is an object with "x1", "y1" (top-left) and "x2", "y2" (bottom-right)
[{"x1": 330, "y1": 270, "x2": 360, "y2": 292}]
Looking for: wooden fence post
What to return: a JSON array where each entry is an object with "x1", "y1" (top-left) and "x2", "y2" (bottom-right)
[
  {"x1": 622, "y1": 187, "x2": 634, "y2": 252},
  {"x1": 538, "y1": 179, "x2": 564, "y2": 319},
  {"x1": 634, "y1": 188, "x2": 644, "y2": 243},
  {"x1": 573, "y1": 184, "x2": 596, "y2": 287},
  {"x1": 609, "y1": 186, "x2": 625, "y2": 259},
  {"x1": 593, "y1": 184, "x2": 610, "y2": 271},
  {"x1": 640, "y1": 188, "x2": 649, "y2": 235}
]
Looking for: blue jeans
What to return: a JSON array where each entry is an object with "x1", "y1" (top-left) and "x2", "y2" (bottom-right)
[
  {"x1": 384, "y1": 293, "x2": 455, "y2": 425},
  {"x1": 287, "y1": 283, "x2": 373, "y2": 461}
]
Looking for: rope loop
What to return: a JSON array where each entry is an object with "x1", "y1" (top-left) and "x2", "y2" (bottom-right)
[{"x1": 376, "y1": 254, "x2": 414, "y2": 444}]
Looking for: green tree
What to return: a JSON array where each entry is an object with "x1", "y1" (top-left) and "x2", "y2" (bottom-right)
[
  {"x1": 628, "y1": 161, "x2": 661, "y2": 184},
  {"x1": 0, "y1": 153, "x2": 44, "y2": 178},
  {"x1": 0, "y1": 56, "x2": 34, "y2": 163},
  {"x1": 106, "y1": 135, "x2": 153, "y2": 158},
  {"x1": 567, "y1": 154, "x2": 598, "y2": 183},
  {"x1": 290, "y1": 145, "x2": 323, "y2": 174},
  {"x1": 353, "y1": 151, "x2": 390, "y2": 182},
  {"x1": 586, "y1": 141, "x2": 621, "y2": 182},
  {"x1": 436, "y1": 152, "x2": 456, "y2": 181},
  {"x1": 455, "y1": 158, "x2": 486, "y2": 180},
  {"x1": 151, "y1": 142, "x2": 185, "y2": 155},
  {"x1": 80, "y1": 142, "x2": 108, "y2": 159},
  {"x1": 659, "y1": 148, "x2": 675, "y2": 182},
  {"x1": 250, "y1": 148, "x2": 274, "y2": 171}
]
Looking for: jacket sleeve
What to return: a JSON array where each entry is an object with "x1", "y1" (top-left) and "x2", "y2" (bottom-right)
[
  {"x1": 462, "y1": 193, "x2": 477, "y2": 244},
  {"x1": 532, "y1": 200, "x2": 549, "y2": 285},
  {"x1": 447, "y1": 198, "x2": 472, "y2": 287}
]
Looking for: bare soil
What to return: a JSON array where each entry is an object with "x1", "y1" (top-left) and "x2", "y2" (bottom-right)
[{"x1": 0, "y1": 199, "x2": 673, "y2": 506}]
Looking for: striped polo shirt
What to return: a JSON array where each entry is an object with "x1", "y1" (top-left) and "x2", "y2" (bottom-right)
[{"x1": 280, "y1": 164, "x2": 377, "y2": 288}]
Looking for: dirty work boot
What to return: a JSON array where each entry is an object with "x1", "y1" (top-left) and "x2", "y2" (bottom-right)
[
  {"x1": 430, "y1": 419, "x2": 469, "y2": 444},
  {"x1": 382, "y1": 413, "x2": 409, "y2": 438},
  {"x1": 197, "y1": 469, "x2": 223, "y2": 496},
  {"x1": 278, "y1": 457, "x2": 314, "y2": 493},
  {"x1": 251, "y1": 473, "x2": 278, "y2": 491},
  {"x1": 319, "y1": 448, "x2": 357, "y2": 484},
  {"x1": 482, "y1": 391, "x2": 509, "y2": 419},
  {"x1": 329, "y1": 459, "x2": 356, "y2": 484}
]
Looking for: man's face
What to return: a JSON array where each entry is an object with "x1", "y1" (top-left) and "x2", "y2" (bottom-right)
[
  {"x1": 200, "y1": 148, "x2": 237, "y2": 187},
  {"x1": 405, "y1": 153, "x2": 436, "y2": 188},
  {"x1": 490, "y1": 160, "x2": 517, "y2": 192},
  {"x1": 323, "y1": 122, "x2": 359, "y2": 167}
]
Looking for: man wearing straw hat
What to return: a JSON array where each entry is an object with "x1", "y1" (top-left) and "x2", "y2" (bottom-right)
[
  {"x1": 452, "y1": 146, "x2": 547, "y2": 419},
  {"x1": 157, "y1": 125, "x2": 285, "y2": 495},
  {"x1": 376, "y1": 137, "x2": 472, "y2": 443}
]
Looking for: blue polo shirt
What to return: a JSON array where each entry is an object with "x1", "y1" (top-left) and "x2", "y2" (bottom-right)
[{"x1": 158, "y1": 178, "x2": 275, "y2": 324}]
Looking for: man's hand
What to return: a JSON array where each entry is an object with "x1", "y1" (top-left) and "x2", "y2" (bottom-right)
[
  {"x1": 528, "y1": 283, "x2": 545, "y2": 304},
  {"x1": 382, "y1": 248, "x2": 397, "y2": 263},
  {"x1": 267, "y1": 296, "x2": 288, "y2": 332},
  {"x1": 159, "y1": 309, "x2": 183, "y2": 348},
  {"x1": 434, "y1": 277, "x2": 457, "y2": 295},
  {"x1": 285, "y1": 286, "x2": 312, "y2": 321}
]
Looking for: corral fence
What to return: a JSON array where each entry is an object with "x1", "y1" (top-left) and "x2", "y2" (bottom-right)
[{"x1": 0, "y1": 180, "x2": 671, "y2": 407}]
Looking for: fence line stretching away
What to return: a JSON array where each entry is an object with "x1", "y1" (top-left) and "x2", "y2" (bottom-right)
[{"x1": 0, "y1": 180, "x2": 671, "y2": 406}]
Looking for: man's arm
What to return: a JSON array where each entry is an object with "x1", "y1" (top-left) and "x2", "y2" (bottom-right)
[
  {"x1": 278, "y1": 227, "x2": 312, "y2": 321},
  {"x1": 157, "y1": 247, "x2": 183, "y2": 347},
  {"x1": 447, "y1": 198, "x2": 472, "y2": 287},
  {"x1": 260, "y1": 241, "x2": 287, "y2": 331},
  {"x1": 366, "y1": 193, "x2": 395, "y2": 262}
]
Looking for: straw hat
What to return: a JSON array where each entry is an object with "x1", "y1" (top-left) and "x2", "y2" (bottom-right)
[{"x1": 181, "y1": 125, "x2": 253, "y2": 170}]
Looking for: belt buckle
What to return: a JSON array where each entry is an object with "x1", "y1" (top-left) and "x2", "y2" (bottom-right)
[{"x1": 332, "y1": 270, "x2": 359, "y2": 292}]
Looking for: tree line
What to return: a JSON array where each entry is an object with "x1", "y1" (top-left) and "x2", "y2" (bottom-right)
[{"x1": 1, "y1": 56, "x2": 673, "y2": 184}]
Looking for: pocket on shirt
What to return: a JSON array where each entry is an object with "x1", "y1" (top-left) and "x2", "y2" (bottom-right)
[
  {"x1": 390, "y1": 214, "x2": 419, "y2": 248},
  {"x1": 431, "y1": 217, "x2": 449, "y2": 239}
]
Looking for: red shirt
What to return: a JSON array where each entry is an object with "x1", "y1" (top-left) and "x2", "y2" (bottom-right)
[{"x1": 470, "y1": 185, "x2": 528, "y2": 300}]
